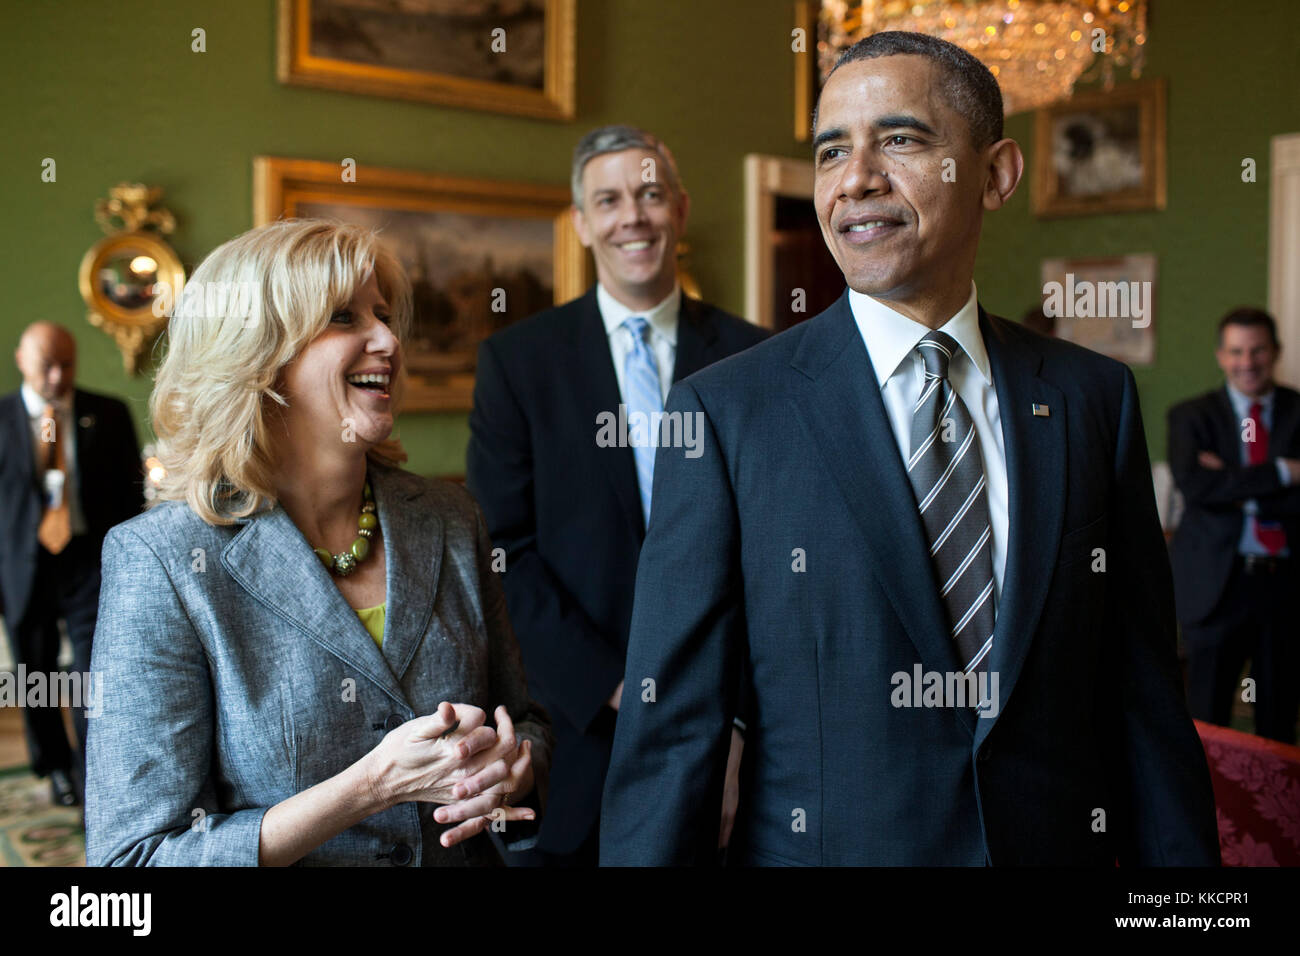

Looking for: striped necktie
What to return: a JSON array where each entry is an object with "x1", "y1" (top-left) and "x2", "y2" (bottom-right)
[
  {"x1": 623, "y1": 316, "x2": 662, "y2": 528},
  {"x1": 907, "y1": 331, "x2": 995, "y2": 674}
]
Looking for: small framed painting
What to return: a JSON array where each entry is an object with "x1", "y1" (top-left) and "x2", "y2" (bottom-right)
[
  {"x1": 277, "y1": 0, "x2": 576, "y2": 121},
  {"x1": 1032, "y1": 78, "x2": 1166, "y2": 218},
  {"x1": 254, "y1": 156, "x2": 589, "y2": 411}
]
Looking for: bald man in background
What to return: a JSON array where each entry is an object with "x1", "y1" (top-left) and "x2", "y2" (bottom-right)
[{"x1": 1, "y1": 323, "x2": 141, "y2": 806}]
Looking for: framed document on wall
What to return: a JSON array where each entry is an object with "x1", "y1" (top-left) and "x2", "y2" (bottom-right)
[{"x1": 1039, "y1": 253, "x2": 1158, "y2": 366}]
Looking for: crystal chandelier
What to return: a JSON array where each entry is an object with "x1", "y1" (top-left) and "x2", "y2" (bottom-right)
[{"x1": 818, "y1": 0, "x2": 1148, "y2": 114}]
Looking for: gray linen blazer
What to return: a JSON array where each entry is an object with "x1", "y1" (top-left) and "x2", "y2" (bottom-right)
[{"x1": 85, "y1": 463, "x2": 551, "y2": 866}]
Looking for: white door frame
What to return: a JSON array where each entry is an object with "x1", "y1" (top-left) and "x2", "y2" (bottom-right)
[
  {"x1": 744, "y1": 154, "x2": 815, "y2": 328},
  {"x1": 1270, "y1": 133, "x2": 1300, "y2": 385}
]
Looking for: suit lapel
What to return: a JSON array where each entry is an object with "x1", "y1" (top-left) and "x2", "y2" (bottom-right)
[
  {"x1": 4, "y1": 393, "x2": 37, "y2": 493},
  {"x1": 71, "y1": 390, "x2": 95, "y2": 476},
  {"x1": 672, "y1": 295, "x2": 721, "y2": 383},
  {"x1": 1212, "y1": 388, "x2": 1240, "y2": 457},
  {"x1": 568, "y1": 288, "x2": 647, "y2": 538},
  {"x1": 373, "y1": 465, "x2": 442, "y2": 682},
  {"x1": 1273, "y1": 387, "x2": 1300, "y2": 450},
  {"x1": 221, "y1": 479, "x2": 409, "y2": 707},
  {"x1": 566, "y1": 289, "x2": 724, "y2": 537},
  {"x1": 790, "y1": 295, "x2": 958, "y2": 684},
  {"x1": 975, "y1": 312, "x2": 1066, "y2": 748}
]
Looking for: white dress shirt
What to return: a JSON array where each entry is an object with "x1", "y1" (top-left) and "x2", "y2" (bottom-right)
[
  {"x1": 21, "y1": 383, "x2": 87, "y2": 535},
  {"x1": 598, "y1": 282, "x2": 680, "y2": 404},
  {"x1": 848, "y1": 283, "x2": 1009, "y2": 604}
]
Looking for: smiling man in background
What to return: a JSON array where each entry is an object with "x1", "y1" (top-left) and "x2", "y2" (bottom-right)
[
  {"x1": 600, "y1": 33, "x2": 1219, "y2": 865},
  {"x1": 1169, "y1": 307, "x2": 1300, "y2": 743},
  {"x1": 467, "y1": 125, "x2": 766, "y2": 865}
]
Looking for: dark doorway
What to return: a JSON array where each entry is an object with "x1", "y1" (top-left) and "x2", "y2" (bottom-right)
[{"x1": 770, "y1": 195, "x2": 844, "y2": 332}]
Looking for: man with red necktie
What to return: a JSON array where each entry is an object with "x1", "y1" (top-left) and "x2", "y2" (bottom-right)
[{"x1": 1169, "y1": 307, "x2": 1300, "y2": 744}]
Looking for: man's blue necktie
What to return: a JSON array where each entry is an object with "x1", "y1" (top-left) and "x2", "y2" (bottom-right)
[{"x1": 623, "y1": 316, "x2": 662, "y2": 528}]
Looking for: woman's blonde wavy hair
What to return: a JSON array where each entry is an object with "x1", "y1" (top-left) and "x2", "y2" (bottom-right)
[{"x1": 150, "y1": 218, "x2": 413, "y2": 526}]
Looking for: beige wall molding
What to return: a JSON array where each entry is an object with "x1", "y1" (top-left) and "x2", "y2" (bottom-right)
[
  {"x1": 1270, "y1": 133, "x2": 1300, "y2": 388},
  {"x1": 744, "y1": 154, "x2": 815, "y2": 329}
]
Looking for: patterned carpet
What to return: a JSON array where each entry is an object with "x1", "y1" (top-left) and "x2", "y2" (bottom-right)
[{"x1": 0, "y1": 767, "x2": 84, "y2": 867}]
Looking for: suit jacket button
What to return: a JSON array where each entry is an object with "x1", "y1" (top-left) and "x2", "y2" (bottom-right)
[
  {"x1": 978, "y1": 746, "x2": 992, "y2": 764},
  {"x1": 389, "y1": 843, "x2": 413, "y2": 866},
  {"x1": 383, "y1": 714, "x2": 405, "y2": 732}
]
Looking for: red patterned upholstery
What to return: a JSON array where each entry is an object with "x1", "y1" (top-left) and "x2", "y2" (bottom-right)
[{"x1": 1195, "y1": 720, "x2": 1300, "y2": 866}]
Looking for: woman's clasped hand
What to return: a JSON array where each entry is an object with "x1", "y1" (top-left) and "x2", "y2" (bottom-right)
[{"x1": 365, "y1": 702, "x2": 536, "y2": 847}]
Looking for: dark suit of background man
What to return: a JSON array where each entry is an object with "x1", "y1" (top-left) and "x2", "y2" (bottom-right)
[
  {"x1": 468, "y1": 125, "x2": 767, "y2": 865},
  {"x1": 1169, "y1": 307, "x2": 1300, "y2": 744},
  {"x1": 1, "y1": 322, "x2": 141, "y2": 806},
  {"x1": 601, "y1": 32, "x2": 1219, "y2": 865}
]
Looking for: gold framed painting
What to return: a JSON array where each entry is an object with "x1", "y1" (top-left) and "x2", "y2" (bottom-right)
[
  {"x1": 277, "y1": 0, "x2": 576, "y2": 121},
  {"x1": 792, "y1": 1, "x2": 817, "y2": 142},
  {"x1": 1032, "y1": 78, "x2": 1167, "y2": 218},
  {"x1": 254, "y1": 156, "x2": 588, "y2": 412}
]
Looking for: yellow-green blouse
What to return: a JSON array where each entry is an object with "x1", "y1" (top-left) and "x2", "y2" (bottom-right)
[{"x1": 355, "y1": 603, "x2": 386, "y2": 647}]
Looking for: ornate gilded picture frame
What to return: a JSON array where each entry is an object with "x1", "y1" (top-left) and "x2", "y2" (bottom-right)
[
  {"x1": 254, "y1": 156, "x2": 588, "y2": 412},
  {"x1": 1032, "y1": 78, "x2": 1167, "y2": 218},
  {"x1": 792, "y1": 0, "x2": 818, "y2": 143},
  {"x1": 277, "y1": 0, "x2": 576, "y2": 121},
  {"x1": 78, "y1": 184, "x2": 185, "y2": 375}
]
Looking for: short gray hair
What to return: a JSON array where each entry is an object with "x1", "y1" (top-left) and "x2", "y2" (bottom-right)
[{"x1": 571, "y1": 125, "x2": 684, "y2": 208}]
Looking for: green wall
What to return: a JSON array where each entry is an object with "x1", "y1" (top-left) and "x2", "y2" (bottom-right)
[
  {"x1": 0, "y1": 0, "x2": 808, "y2": 476},
  {"x1": 3, "y1": 0, "x2": 1298, "y2": 472},
  {"x1": 977, "y1": 0, "x2": 1300, "y2": 457}
]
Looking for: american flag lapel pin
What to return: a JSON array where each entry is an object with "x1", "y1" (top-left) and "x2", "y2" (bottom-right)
[{"x1": 1032, "y1": 403, "x2": 1050, "y2": 417}]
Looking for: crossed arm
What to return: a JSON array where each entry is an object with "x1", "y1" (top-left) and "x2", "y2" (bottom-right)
[{"x1": 1168, "y1": 404, "x2": 1300, "y2": 513}]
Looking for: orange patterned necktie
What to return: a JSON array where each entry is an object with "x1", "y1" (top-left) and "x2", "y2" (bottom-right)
[{"x1": 37, "y1": 402, "x2": 71, "y2": 554}]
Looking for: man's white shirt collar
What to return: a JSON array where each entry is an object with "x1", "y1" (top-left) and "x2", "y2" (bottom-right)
[
  {"x1": 848, "y1": 282, "x2": 990, "y2": 388},
  {"x1": 21, "y1": 383, "x2": 66, "y2": 417},
  {"x1": 597, "y1": 282, "x2": 681, "y2": 345},
  {"x1": 1225, "y1": 383, "x2": 1274, "y2": 415}
]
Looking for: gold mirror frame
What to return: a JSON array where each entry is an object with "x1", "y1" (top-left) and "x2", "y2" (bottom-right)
[
  {"x1": 79, "y1": 183, "x2": 185, "y2": 376},
  {"x1": 79, "y1": 231, "x2": 185, "y2": 375}
]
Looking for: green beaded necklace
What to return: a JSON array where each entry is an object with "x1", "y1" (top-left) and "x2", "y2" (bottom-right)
[{"x1": 312, "y1": 479, "x2": 378, "y2": 577}]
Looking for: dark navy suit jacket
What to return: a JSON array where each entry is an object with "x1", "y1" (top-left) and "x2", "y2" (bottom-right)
[
  {"x1": 467, "y1": 287, "x2": 768, "y2": 854},
  {"x1": 0, "y1": 388, "x2": 141, "y2": 630},
  {"x1": 1167, "y1": 386, "x2": 1300, "y2": 626},
  {"x1": 601, "y1": 292, "x2": 1220, "y2": 865}
]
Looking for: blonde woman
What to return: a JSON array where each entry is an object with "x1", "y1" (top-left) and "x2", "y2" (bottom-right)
[{"x1": 85, "y1": 219, "x2": 551, "y2": 866}]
